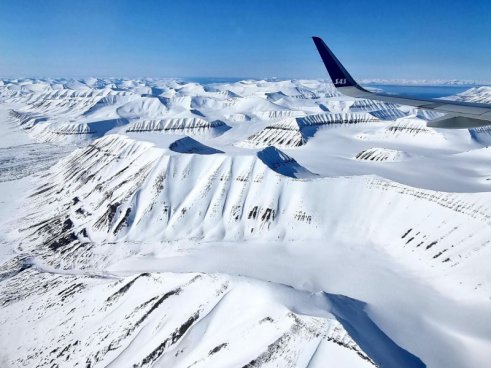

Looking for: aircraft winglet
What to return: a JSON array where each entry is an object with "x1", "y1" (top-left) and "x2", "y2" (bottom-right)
[
  {"x1": 311, "y1": 36, "x2": 491, "y2": 128},
  {"x1": 312, "y1": 36, "x2": 359, "y2": 88}
]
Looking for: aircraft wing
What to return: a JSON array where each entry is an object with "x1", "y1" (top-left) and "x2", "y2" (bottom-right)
[{"x1": 312, "y1": 36, "x2": 491, "y2": 128}]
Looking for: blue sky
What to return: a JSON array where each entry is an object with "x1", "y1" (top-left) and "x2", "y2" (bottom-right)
[{"x1": 0, "y1": 0, "x2": 490, "y2": 80}]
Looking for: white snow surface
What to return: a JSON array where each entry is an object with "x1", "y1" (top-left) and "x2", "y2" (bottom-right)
[{"x1": 1, "y1": 79, "x2": 491, "y2": 368}]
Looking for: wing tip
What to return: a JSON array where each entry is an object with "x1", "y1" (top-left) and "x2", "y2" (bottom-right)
[{"x1": 311, "y1": 35, "x2": 358, "y2": 89}]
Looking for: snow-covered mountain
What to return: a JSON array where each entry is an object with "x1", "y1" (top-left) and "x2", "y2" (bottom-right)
[{"x1": 2, "y1": 79, "x2": 491, "y2": 368}]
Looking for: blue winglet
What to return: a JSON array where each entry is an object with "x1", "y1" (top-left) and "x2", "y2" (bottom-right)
[{"x1": 312, "y1": 36, "x2": 359, "y2": 88}]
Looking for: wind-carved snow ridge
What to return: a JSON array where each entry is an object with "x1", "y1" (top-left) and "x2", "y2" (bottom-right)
[{"x1": 243, "y1": 112, "x2": 380, "y2": 148}]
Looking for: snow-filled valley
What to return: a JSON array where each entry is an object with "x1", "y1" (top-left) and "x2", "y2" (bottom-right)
[{"x1": 1, "y1": 78, "x2": 491, "y2": 368}]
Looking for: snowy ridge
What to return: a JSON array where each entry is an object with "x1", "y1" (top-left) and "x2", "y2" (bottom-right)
[
  {"x1": 126, "y1": 118, "x2": 230, "y2": 136},
  {"x1": 358, "y1": 118, "x2": 445, "y2": 143},
  {"x1": 414, "y1": 109, "x2": 445, "y2": 120},
  {"x1": 445, "y1": 86, "x2": 491, "y2": 104},
  {"x1": 3, "y1": 80, "x2": 491, "y2": 368},
  {"x1": 10, "y1": 88, "x2": 118, "y2": 117},
  {"x1": 470, "y1": 126, "x2": 491, "y2": 145},
  {"x1": 242, "y1": 119, "x2": 306, "y2": 147},
  {"x1": 169, "y1": 137, "x2": 224, "y2": 155},
  {"x1": 16, "y1": 134, "x2": 491, "y2": 289},
  {"x1": 348, "y1": 99, "x2": 400, "y2": 113},
  {"x1": 9, "y1": 110, "x2": 47, "y2": 128},
  {"x1": 115, "y1": 97, "x2": 168, "y2": 119},
  {"x1": 2, "y1": 78, "x2": 344, "y2": 145},
  {"x1": 224, "y1": 113, "x2": 250, "y2": 122},
  {"x1": 243, "y1": 113, "x2": 379, "y2": 147},
  {"x1": 355, "y1": 147, "x2": 408, "y2": 162},
  {"x1": 455, "y1": 88, "x2": 491, "y2": 144},
  {"x1": 298, "y1": 112, "x2": 379, "y2": 127},
  {"x1": 254, "y1": 109, "x2": 306, "y2": 121},
  {"x1": 345, "y1": 97, "x2": 444, "y2": 122},
  {"x1": 0, "y1": 264, "x2": 377, "y2": 368},
  {"x1": 257, "y1": 146, "x2": 318, "y2": 178},
  {"x1": 27, "y1": 118, "x2": 129, "y2": 144},
  {"x1": 369, "y1": 107, "x2": 408, "y2": 121},
  {"x1": 384, "y1": 119, "x2": 443, "y2": 137},
  {"x1": 6, "y1": 86, "x2": 139, "y2": 143}
]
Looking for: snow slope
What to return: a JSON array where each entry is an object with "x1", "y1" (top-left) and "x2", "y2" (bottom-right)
[{"x1": 2, "y1": 79, "x2": 491, "y2": 368}]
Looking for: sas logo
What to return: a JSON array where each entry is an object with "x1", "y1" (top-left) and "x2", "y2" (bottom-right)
[{"x1": 334, "y1": 78, "x2": 347, "y2": 85}]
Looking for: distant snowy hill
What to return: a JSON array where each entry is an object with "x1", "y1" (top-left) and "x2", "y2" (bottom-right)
[
  {"x1": 1, "y1": 79, "x2": 491, "y2": 368},
  {"x1": 361, "y1": 79, "x2": 491, "y2": 86}
]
